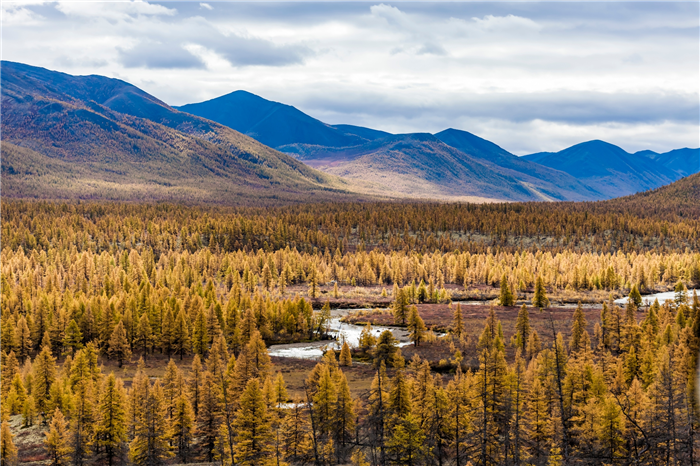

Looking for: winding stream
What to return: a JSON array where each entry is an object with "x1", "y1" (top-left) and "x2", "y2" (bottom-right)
[
  {"x1": 268, "y1": 310, "x2": 411, "y2": 360},
  {"x1": 614, "y1": 289, "x2": 699, "y2": 306}
]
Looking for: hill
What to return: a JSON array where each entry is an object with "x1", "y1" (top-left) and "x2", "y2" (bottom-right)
[
  {"x1": 0, "y1": 62, "x2": 357, "y2": 204},
  {"x1": 635, "y1": 148, "x2": 700, "y2": 178},
  {"x1": 176, "y1": 91, "x2": 376, "y2": 149},
  {"x1": 284, "y1": 133, "x2": 572, "y2": 202},
  {"x1": 434, "y1": 128, "x2": 602, "y2": 201},
  {"x1": 522, "y1": 140, "x2": 679, "y2": 198},
  {"x1": 603, "y1": 171, "x2": 700, "y2": 218}
]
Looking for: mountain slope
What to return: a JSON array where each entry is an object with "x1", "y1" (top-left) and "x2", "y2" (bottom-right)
[
  {"x1": 434, "y1": 128, "x2": 602, "y2": 201},
  {"x1": 287, "y1": 133, "x2": 568, "y2": 201},
  {"x1": 602, "y1": 172, "x2": 700, "y2": 219},
  {"x1": 635, "y1": 148, "x2": 700, "y2": 178},
  {"x1": 0, "y1": 61, "x2": 356, "y2": 204},
  {"x1": 522, "y1": 140, "x2": 679, "y2": 198},
  {"x1": 176, "y1": 91, "x2": 374, "y2": 149}
]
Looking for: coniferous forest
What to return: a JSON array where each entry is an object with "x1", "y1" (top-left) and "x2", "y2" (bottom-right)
[{"x1": 1, "y1": 196, "x2": 700, "y2": 466}]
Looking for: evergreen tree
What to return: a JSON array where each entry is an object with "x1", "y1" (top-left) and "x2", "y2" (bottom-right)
[
  {"x1": 192, "y1": 308, "x2": 209, "y2": 356},
  {"x1": 63, "y1": 319, "x2": 83, "y2": 355},
  {"x1": 453, "y1": 303, "x2": 464, "y2": 338},
  {"x1": 340, "y1": 341, "x2": 352, "y2": 366},
  {"x1": 171, "y1": 310, "x2": 191, "y2": 360},
  {"x1": 69, "y1": 350, "x2": 96, "y2": 466},
  {"x1": 14, "y1": 316, "x2": 32, "y2": 362},
  {"x1": 130, "y1": 381, "x2": 172, "y2": 466},
  {"x1": 533, "y1": 276, "x2": 550, "y2": 309},
  {"x1": 197, "y1": 370, "x2": 222, "y2": 462},
  {"x1": 0, "y1": 420, "x2": 18, "y2": 466},
  {"x1": 234, "y1": 378, "x2": 274, "y2": 465},
  {"x1": 499, "y1": 273, "x2": 514, "y2": 306},
  {"x1": 94, "y1": 374, "x2": 129, "y2": 466},
  {"x1": 134, "y1": 313, "x2": 154, "y2": 359},
  {"x1": 407, "y1": 306, "x2": 427, "y2": 347},
  {"x1": 108, "y1": 320, "x2": 132, "y2": 368},
  {"x1": 282, "y1": 398, "x2": 312, "y2": 464},
  {"x1": 334, "y1": 371, "x2": 355, "y2": 462},
  {"x1": 45, "y1": 408, "x2": 72, "y2": 466},
  {"x1": 374, "y1": 330, "x2": 402, "y2": 368},
  {"x1": 32, "y1": 345, "x2": 57, "y2": 419},
  {"x1": 393, "y1": 288, "x2": 409, "y2": 325},
  {"x1": 629, "y1": 284, "x2": 643, "y2": 308},
  {"x1": 570, "y1": 303, "x2": 589, "y2": 353},
  {"x1": 170, "y1": 394, "x2": 196, "y2": 464},
  {"x1": 515, "y1": 304, "x2": 531, "y2": 353},
  {"x1": 308, "y1": 265, "x2": 319, "y2": 299},
  {"x1": 388, "y1": 370, "x2": 412, "y2": 420},
  {"x1": 387, "y1": 413, "x2": 426, "y2": 466}
]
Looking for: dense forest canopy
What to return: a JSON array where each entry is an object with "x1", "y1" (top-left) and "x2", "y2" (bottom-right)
[{"x1": 1, "y1": 194, "x2": 700, "y2": 466}]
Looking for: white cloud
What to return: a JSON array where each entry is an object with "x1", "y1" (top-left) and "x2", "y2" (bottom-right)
[
  {"x1": 471, "y1": 14, "x2": 542, "y2": 33},
  {"x1": 1, "y1": 2, "x2": 45, "y2": 26},
  {"x1": 200, "y1": 3, "x2": 213, "y2": 11},
  {"x1": 55, "y1": 1, "x2": 176, "y2": 21},
  {"x1": 1, "y1": 2, "x2": 697, "y2": 153}
]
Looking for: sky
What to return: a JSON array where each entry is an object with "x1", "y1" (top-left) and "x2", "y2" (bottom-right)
[{"x1": 2, "y1": 1, "x2": 699, "y2": 155}]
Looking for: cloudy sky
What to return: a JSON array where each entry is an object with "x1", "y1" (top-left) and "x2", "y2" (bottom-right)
[{"x1": 2, "y1": 1, "x2": 698, "y2": 154}]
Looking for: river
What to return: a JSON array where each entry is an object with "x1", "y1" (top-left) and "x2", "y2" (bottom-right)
[
  {"x1": 268, "y1": 309, "x2": 411, "y2": 360},
  {"x1": 614, "y1": 289, "x2": 699, "y2": 306}
]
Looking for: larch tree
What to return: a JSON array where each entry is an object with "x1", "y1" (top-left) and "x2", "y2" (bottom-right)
[
  {"x1": 130, "y1": 380, "x2": 172, "y2": 466},
  {"x1": 68, "y1": 349, "x2": 96, "y2": 466},
  {"x1": 94, "y1": 373, "x2": 129, "y2": 466},
  {"x1": 407, "y1": 306, "x2": 426, "y2": 347},
  {"x1": 499, "y1": 274, "x2": 515, "y2": 307},
  {"x1": 0, "y1": 420, "x2": 18, "y2": 466},
  {"x1": 282, "y1": 399, "x2": 312, "y2": 463},
  {"x1": 108, "y1": 320, "x2": 132, "y2": 368},
  {"x1": 533, "y1": 276, "x2": 550, "y2": 310},
  {"x1": 14, "y1": 316, "x2": 32, "y2": 362},
  {"x1": 171, "y1": 310, "x2": 191, "y2": 360},
  {"x1": 197, "y1": 370, "x2": 222, "y2": 462},
  {"x1": 393, "y1": 288, "x2": 409, "y2": 325},
  {"x1": 387, "y1": 413, "x2": 426, "y2": 466},
  {"x1": 453, "y1": 303, "x2": 465, "y2": 339},
  {"x1": 339, "y1": 341, "x2": 352, "y2": 366},
  {"x1": 45, "y1": 408, "x2": 72, "y2": 466},
  {"x1": 234, "y1": 378, "x2": 274, "y2": 466},
  {"x1": 333, "y1": 371, "x2": 355, "y2": 462},
  {"x1": 170, "y1": 394, "x2": 196, "y2": 464},
  {"x1": 374, "y1": 330, "x2": 402, "y2": 368},
  {"x1": 63, "y1": 319, "x2": 83, "y2": 355},
  {"x1": 134, "y1": 313, "x2": 154, "y2": 359},
  {"x1": 192, "y1": 308, "x2": 209, "y2": 356},
  {"x1": 569, "y1": 303, "x2": 588, "y2": 354},
  {"x1": 515, "y1": 304, "x2": 531, "y2": 353},
  {"x1": 32, "y1": 345, "x2": 57, "y2": 420}
]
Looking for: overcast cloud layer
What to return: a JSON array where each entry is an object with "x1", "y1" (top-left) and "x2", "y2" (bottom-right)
[{"x1": 2, "y1": 1, "x2": 698, "y2": 154}]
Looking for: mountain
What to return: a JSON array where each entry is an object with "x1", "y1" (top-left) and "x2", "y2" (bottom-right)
[
  {"x1": 635, "y1": 148, "x2": 700, "y2": 178},
  {"x1": 176, "y1": 91, "x2": 379, "y2": 149},
  {"x1": 177, "y1": 92, "x2": 605, "y2": 201},
  {"x1": 0, "y1": 61, "x2": 356, "y2": 204},
  {"x1": 522, "y1": 140, "x2": 679, "y2": 198},
  {"x1": 434, "y1": 129, "x2": 602, "y2": 201},
  {"x1": 602, "y1": 171, "x2": 700, "y2": 218},
  {"x1": 285, "y1": 132, "x2": 578, "y2": 201}
]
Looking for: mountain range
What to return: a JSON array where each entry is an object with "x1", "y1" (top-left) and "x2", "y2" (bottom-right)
[
  {"x1": 179, "y1": 91, "x2": 698, "y2": 200},
  {"x1": 0, "y1": 61, "x2": 355, "y2": 204},
  {"x1": 2, "y1": 61, "x2": 698, "y2": 204}
]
